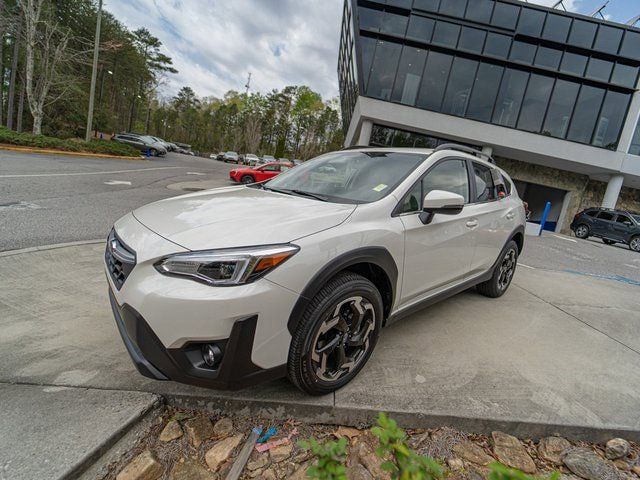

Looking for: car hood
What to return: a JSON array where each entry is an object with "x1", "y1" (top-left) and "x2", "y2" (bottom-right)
[{"x1": 132, "y1": 185, "x2": 356, "y2": 250}]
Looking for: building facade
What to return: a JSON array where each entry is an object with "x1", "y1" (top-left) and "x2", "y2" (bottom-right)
[{"x1": 338, "y1": 0, "x2": 640, "y2": 232}]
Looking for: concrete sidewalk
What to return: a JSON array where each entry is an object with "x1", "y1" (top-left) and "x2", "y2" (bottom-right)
[{"x1": 1, "y1": 242, "x2": 639, "y2": 460}]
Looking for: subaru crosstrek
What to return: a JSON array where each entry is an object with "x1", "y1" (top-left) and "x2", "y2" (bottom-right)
[{"x1": 105, "y1": 145, "x2": 525, "y2": 395}]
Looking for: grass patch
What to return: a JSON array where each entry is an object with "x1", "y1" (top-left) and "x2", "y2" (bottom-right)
[{"x1": 0, "y1": 127, "x2": 140, "y2": 157}]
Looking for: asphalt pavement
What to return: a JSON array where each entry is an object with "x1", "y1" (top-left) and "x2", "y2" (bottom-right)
[{"x1": 0, "y1": 150, "x2": 235, "y2": 251}]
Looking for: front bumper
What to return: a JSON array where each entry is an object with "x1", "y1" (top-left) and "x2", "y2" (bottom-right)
[{"x1": 109, "y1": 287, "x2": 287, "y2": 389}]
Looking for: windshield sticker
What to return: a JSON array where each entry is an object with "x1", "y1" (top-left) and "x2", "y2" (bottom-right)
[{"x1": 373, "y1": 184, "x2": 388, "y2": 192}]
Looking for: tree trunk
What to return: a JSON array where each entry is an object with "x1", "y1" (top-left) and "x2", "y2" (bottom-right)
[
  {"x1": 16, "y1": 80, "x2": 24, "y2": 132},
  {"x1": 0, "y1": 8, "x2": 5, "y2": 127},
  {"x1": 7, "y1": 18, "x2": 21, "y2": 130}
]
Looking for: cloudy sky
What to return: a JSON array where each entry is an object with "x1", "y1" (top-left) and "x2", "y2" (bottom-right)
[{"x1": 105, "y1": 0, "x2": 639, "y2": 101}]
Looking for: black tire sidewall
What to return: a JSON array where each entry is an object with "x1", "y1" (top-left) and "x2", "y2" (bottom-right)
[{"x1": 241, "y1": 175, "x2": 254, "y2": 184}]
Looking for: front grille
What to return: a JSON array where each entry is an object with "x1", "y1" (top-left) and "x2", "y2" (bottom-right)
[{"x1": 105, "y1": 229, "x2": 136, "y2": 290}]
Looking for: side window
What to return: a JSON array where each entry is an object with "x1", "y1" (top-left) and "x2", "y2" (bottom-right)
[
  {"x1": 281, "y1": 165, "x2": 291, "y2": 172},
  {"x1": 597, "y1": 211, "x2": 615, "y2": 221},
  {"x1": 399, "y1": 159, "x2": 469, "y2": 214},
  {"x1": 473, "y1": 162, "x2": 497, "y2": 202},
  {"x1": 262, "y1": 164, "x2": 279, "y2": 172},
  {"x1": 616, "y1": 214, "x2": 631, "y2": 224},
  {"x1": 585, "y1": 210, "x2": 598, "y2": 217}
]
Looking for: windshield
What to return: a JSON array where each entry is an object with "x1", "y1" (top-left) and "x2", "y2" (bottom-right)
[
  {"x1": 226, "y1": 151, "x2": 238, "y2": 156},
  {"x1": 266, "y1": 151, "x2": 427, "y2": 203}
]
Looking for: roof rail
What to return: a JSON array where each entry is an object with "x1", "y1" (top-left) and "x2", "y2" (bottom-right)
[{"x1": 434, "y1": 143, "x2": 495, "y2": 164}]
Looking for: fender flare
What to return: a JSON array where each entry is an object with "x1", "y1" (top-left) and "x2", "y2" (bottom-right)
[{"x1": 286, "y1": 246, "x2": 398, "y2": 334}]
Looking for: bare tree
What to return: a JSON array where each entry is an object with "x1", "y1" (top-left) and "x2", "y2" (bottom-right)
[
  {"x1": 21, "y1": 0, "x2": 72, "y2": 134},
  {"x1": 244, "y1": 113, "x2": 262, "y2": 154}
]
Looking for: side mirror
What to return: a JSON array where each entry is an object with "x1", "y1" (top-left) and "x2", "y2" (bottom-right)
[{"x1": 419, "y1": 190, "x2": 465, "y2": 225}]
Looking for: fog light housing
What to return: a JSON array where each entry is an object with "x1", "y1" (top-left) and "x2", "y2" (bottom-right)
[{"x1": 202, "y1": 344, "x2": 222, "y2": 368}]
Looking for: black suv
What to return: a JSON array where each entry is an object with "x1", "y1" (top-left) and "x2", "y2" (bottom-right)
[{"x1": 571, "y1": 208, "x2": 640, "y2": 252}]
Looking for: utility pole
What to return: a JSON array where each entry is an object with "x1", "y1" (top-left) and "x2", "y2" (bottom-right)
[
  {"x1": 244, "y1": 72, "x2": 251, "y2": 95},
  {"x1": 85, "y1": 0, "x2": 103, "y2": 142}
]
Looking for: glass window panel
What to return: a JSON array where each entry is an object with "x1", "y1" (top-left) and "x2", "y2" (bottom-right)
[
  {"x1": 559, "y1": 52, "x2": 587, "y2": 76},
  {"x1": 467, "y1": 63, "x2": 504, "y2": 122},
  {"x1": 492, "y1": 68, "x2": 529, "y2": 127},
  {"x1": 517, "y1": 74, "x2": 554, "y2": 133},
  {"x1": 542, "y1": 14, "x2": 571, "y2": 43},
  {"x1": 416, "y1": 51, "x2": 453, "y2": 111},
  {"x1": 387, "y1": 0, "x2": 412, "y2": 8},
  {"x1": 517, "y1": 8, "x2": 545, "y2": 37},
  {"x1": 370, "y1": 125, "x2": 395, "y2": 146},
  {"x1": 366, "y1": 40, "x2": 403, "y2": 101},
  {"x1": 360, "y1": 36, "x2": 377, "y2": 90},
  {"x1": 534, "y1": 46, "x2": 562, "y2": 70},
  {"x1": 568, "y1": 19, "x2": 597, "y2": 48},
  {"x1": 542, "y1": 80, "x2": 579, "y2": 138},
  {"x1": 432, "y1": 21, "x2": 461, "y2": 47},
  {"x1": 423, "y1": 160, "x2": 470, "y2": 203},
  {"x1": 629, "y1": 120, "x2": 640, "y2": 155},
  {"x1": 441, "y1": 57, "x2": 478, "y2": 116},
  {"x1": 380, "y1": 11, "x2": 409, "y2": 35},
  {"x1": 438, "y1": 0, "x2": 467, "y2": 17},
  {"x1": 592, "y1": 91, "x2": 630, "y2": 150},
  {"x1": 620, "y1": 32, "x2": 640, "y2": 61},
  {"x1": 391, "y1": 47, "x2": 428, "y2": 105},
  {"x1": 473, "y1": 162, "x2": 497, "y2": 202},
  {"x1": 491, "y1": 2, "x2": 519, "y2": 30},
  {"x1": 359, "y1": 7, "x2": 382, "y2": 31},
  {"x1": 567, "y1": 86, "x2": 605, "y2": 144},
  {"x1": 510, "y1": 40, "x2": 536, "y2": 64},
  {"x1": 406, "y1": 15, "x2": 435, "y2": 42},
  {"x1": 484, "y1": 32, "x2": 511, "y2": 58},
  {"x1": 392, "y1": 129, "x2": 414, "y2": 147},
  {"x1": 586, "y1": 58, "x2": 613, "y2": 82},
  {"x1": 593, "y1": 26, "x2": 623, "y2": 54},
  {"x1": 413, "y1": 0, "x2": 440, "y2": 12},
  {"x1": 458, "y1": 27, "x2": 486, "y2": 53},
  {"x1": 611, "y1": 63, "x2": 638, "y2": 89},
  {"x1": 464, "y1": 0, "x2": 493, "y2": 24}
]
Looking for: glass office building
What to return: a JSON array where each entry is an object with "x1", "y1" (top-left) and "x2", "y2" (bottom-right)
[{"x1": 339, "y1": 0, "x2": 640, "y2": 232}]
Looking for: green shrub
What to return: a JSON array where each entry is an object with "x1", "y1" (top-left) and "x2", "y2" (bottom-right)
[
  {"x1": 0, "y1": 127, "x2": 139, "y2": 157},
  {"x1": 299, "y1": 437, "x2": 348, "y2": 480}
]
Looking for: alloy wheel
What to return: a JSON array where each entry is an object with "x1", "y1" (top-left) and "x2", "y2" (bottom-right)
[
  {"x1": 575, "y1": 225, "x2": 588, "y2": 238},
  {"x1": 631, "y1": 237, "x2": 640, "y2": 252},
  {"x1": 498, "y1": 248, "x2": 517, "y2": 291},
  {"x1": 310, "y1": 296, "x2": 375, "y2": 382}
]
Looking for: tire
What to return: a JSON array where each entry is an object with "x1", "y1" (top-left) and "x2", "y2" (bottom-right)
[
  {"x1": 603, "y1": 239, "x2": 616, "y2": 245},
  {"x1": 630, "y1": 236, "x2": 640, "y2": 252},
  {"x1": 287, "y1": 272, "x2": 383, "y2": 396},
  {"x1": 241, "y1": 175, "x2": 255, "y2": 185},
  {"x1": 476, "y1": 240, "x2": 518, "y2": 299},
  {"x1": 150, "y1": 148, "x2": 158, "y2": 157},
  {"x1": 574, "y1": 224, "x2": 589, "y2": 239}
]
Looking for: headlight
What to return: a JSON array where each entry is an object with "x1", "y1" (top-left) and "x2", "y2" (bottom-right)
[{"x1": 154, "y1": 244, "x2": 299, "y2": 286}]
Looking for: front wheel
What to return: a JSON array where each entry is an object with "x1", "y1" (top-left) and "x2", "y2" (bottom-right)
[
  {"x1": 241, "y1": 175, "x2": 254, "y2": 184},
  {"x1": 287, "y1": 272, "x2": 383, "y2": 395},
  {"x1": 477, "y1": 240, "x2": 518, "y2": 298},
  {"x1": 630, "y1": 236, "x2": 640, "y2": 252},
  {"x1": 574, "y1": 224, "x2": 589, "y2": 239}
]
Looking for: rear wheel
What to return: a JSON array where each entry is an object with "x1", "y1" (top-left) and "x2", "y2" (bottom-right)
[
  {"x1": 287, "y1": 272, "x2": 383, "y2": 395},
  {"x1": 603, "y1": 239, "x2": 616, "y2": 245},
  {"x1": 477, "y1": 240, "x2": 518, "y2": 298},
  {"x1": 630, "y1": 236, "x2": 640, "y2": 252},
  {"x1": 241, "y1": 175, "x2": 254, "y2": 184},
  {"x1": 574, "y1": 224, "x2": 589, "y2": 239}
]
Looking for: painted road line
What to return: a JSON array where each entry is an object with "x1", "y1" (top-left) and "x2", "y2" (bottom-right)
[
  {"x1": 186, "y1": 172, "x2": 205, "y2": 175},
  {"x1": 0, "y1": 166, "x2": 183, "y2": 178},
  {"x1": 518, "y1": 263, "x2": 536, "y2": 269},
  {"x1": 552, "y1": 234, "x2": 577, "y2": 243},
  {"x1": 104, "y1": 180, "x2": 132, "y2": 186}
]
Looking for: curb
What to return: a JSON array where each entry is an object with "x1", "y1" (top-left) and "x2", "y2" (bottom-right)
[
  {"x1": 0, "y1": 144, "x2": 145, "y2": 160},
  {"x1": 165, "y1": 393, "x2": 640, "y2": 443},
  {"x1": 0, "y1": 239, "x2": 104, "y2": 258}
]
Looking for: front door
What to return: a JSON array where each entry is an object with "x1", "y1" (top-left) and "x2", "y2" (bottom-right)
[
  {"x1": 398, "y1": 158, "x2": 476, "y2": 306},
  {"x1": 611, "y1": 213, "x2": 632, "y2": 241},
  {"x1": 594, "y1": 211, "x2": 616, "y2": 237}
]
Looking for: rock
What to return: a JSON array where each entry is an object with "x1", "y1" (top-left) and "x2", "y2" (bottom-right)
[
  {"x1": 606, "y1": 439, "x2": 631, "y2": 460},
  {"x1": 169, "y1": 459, "x2": 214, "y2": 480},
  {"x1": 351, "y1": 439, "x2": 391, "y2": 479},
  {"x1": 452, "y1": 441, "x2": 494, "y2": 466},
  {"x1": 347, "y1": 463, "x2": 374, "y2": 480},
  {"x1": 116, "y1": 450, "x2": 163, "y2": 480},
  {"x1": 204, "y1": 434, "x2": 243, "y2": 471},
  {"x1": 632, "y1": 466, "x2": 640, "y2": 476},
  {"x1": 212, "y1": 417, "x2": 234, "y2": 438},
  {"x1": 447, "y1": 457, "x2": 465, "y2": 470},
  {"x1": 492, "y1": 431, "x2": 536, "y2": 474},
  {"x1": 538, "y1": 436, "x2": 572, "y2": 465},
  {"x1": 184, "y1": 416, "x2": 214, "y2": 448},
  {"x1": 246, "y1": 453, "x2": 269, "y2": 471},
  {"x1": 614, "y1": 459, "x2": 632, "y2": 471},
  {"x1": 288, "y1": 462, "x2": 311, "y2": 480},
  {"x1": 334, "y1": 426, "x2": 362, "y2": 440},
  {"x1": 159, "y1": 420, "x2": 183, "y2": 442},
  {"x1": 563, "y1": 447, "x2": 622, "y2": 480},
  {"x1": 269, "y1": 443, "x2": 293, "y2": 463},
  {"x1": 261, "y1": 468, "x2": 277, "y2": 480}
]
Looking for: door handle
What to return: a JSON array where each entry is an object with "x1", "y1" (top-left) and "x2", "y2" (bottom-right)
[
  {"x1": 506, "y1": 212, "x2": 515, "y2": 220},
  {"x1": 466, "y1": 220, "x2": 479, "y2": 228}
]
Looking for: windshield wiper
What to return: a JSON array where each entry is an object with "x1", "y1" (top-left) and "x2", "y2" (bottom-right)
[
  {"x1": 263, "y1": 185, "x2": 293, "y2": 195},
  {"x1": 290, "y1": 189, "x2": 328, "y2": 202}
]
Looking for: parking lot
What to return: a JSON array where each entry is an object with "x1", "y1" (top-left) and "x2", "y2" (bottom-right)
[{"x1": 1, "y1": 150, "x2": 640, "y2": 478}]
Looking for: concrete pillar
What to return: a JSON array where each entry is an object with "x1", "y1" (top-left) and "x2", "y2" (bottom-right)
[
  {"x1": 481, "y1": 146, "x2": 493, "y2": 156},
  {"x1": 357, "y1": 119, "x2": 373, "y2": 146},
  {"x1": 602, "y1": 174, "x2": 624, "y2": 209}
]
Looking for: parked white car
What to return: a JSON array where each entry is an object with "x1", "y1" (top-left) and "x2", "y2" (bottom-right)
[{"x1": 105, "y1": 145, "x2": 525, "y2": 394}]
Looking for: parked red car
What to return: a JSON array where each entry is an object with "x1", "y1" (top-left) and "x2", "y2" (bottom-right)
[{"x1": 229, "y1": 162, "x2": 293, "y2": 184}]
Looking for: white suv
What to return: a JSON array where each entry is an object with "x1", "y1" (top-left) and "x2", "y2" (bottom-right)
[{"x1": 105, "y1": 145, "x2": 525, "y2": 395}]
